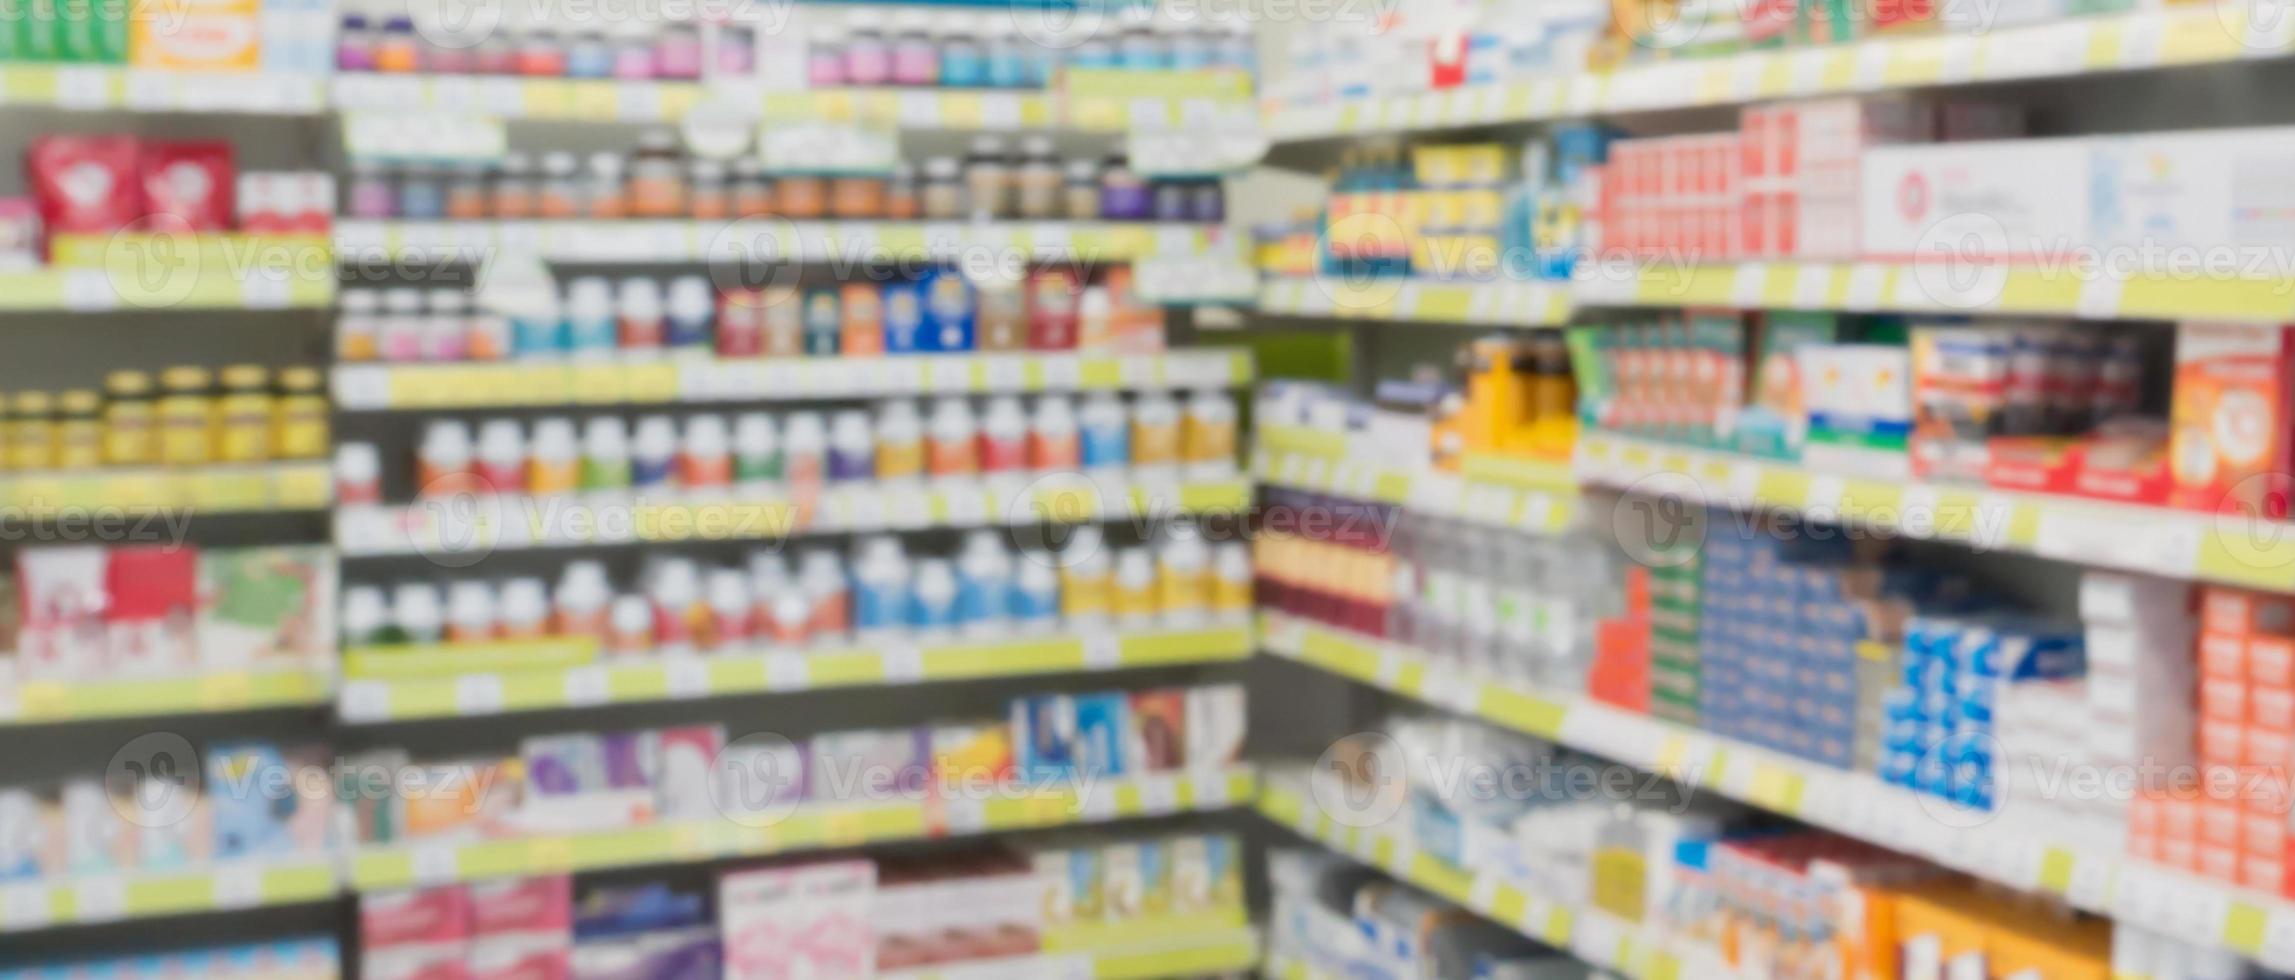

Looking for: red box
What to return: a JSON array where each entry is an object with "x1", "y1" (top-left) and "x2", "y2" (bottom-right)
[
  {"x1": 2254, "y1": 637, "x2": 2295, "y2": 688},
  {"x1": 2243, "y1": 856, "x2": 2285, "y2": 892},
  {"x1": 2201, "y1": 797, "x2": 2244, "y2": 849},
  {"x1": 2203, "y1": 677, "x2": 2251, "y2": 723},
  {"x1": 2246, "y1": 727, "x2": 2294, "y2": 769},
  {"x1": 2205, "y1": 587, "x2": 2295, "y2": 638},
  {"x1": 2202, "y1": 631, "x2": 2247, "y2": 681},
  {"x1": 2258, "y1": 686, "x2": 2295, "y2": 733},
  {"x1": 2201, "y1": 718, "x2": 2246, "y2": 764}
]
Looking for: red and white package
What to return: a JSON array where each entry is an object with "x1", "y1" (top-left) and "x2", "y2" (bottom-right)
[
  {"x1": 26, "y1": 134, "x2": 144, "y2": 243},
  {"x1": 139, "y1": 140, "x2": 236, "y2": 232}
]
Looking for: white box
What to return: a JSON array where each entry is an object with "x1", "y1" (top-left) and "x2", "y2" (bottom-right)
[
  {"x1": 2090, "y1": 127, "x2": 2295, "y2": 261},
  {"x1": 1859, "y1": 139, "x2": 2093, "y2": 263}
]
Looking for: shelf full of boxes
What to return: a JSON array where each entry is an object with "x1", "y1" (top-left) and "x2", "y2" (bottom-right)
[
  {"x1": 1243, "y1": 0, "x2": 2295, "y2": 976},
  {"x1": 0, "y1": 0, "x2": 1275, "y2": 976}
]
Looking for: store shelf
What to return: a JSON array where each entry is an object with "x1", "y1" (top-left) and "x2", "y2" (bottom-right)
[
  {"x1": 1256, "y1": 611, "x2": 2295, "y2": 972},
  {"x1": 1255, "y1": 276, "x2": 1572, "y2": 326},
  {"x1": 883, "y1": 922, "x2": 1260, "y2": 980},
  {"x1": 0, "y1": 857, "x2": 336, "y2": 932},
  {"x1": 0, "y1": 461, "x2": 331, "y2": 513},
  {"x1": 0, "y1": 265, "x2": 334, "y2": 312},
  {"x1": 337, "y1": 623, "x2": 1251, "y2": 722},
  {"x1": 0, "y1": 64, "x2": 326, "y2": 113},
  {"x1": 333, "y1": 73, "x2": 705, "y2": 121},
  {"x1": 332, "y1": 349, "x2": 1254, "y2": 411},
  {"x1": 334, "y1": 472, "x2": 1250, "y2": 557},
  {"x1": 333, "y1": 220, "x2": 1230, "y2": 263},
  {"x1": 1254, "y1": 427, "x2": 1579, "y2": 534},
  {"x1": 349, "y1": 765, "x2": 1255, "y2": 889},
  {"x1": 1577, "y1": 433, "x2": 2295, "y2": 593},
  {"x1": 1, "y1": 670, "x2": 329, "y2": 726},
  {"x1": 1572, "y1": 259, "x2": 2295, "y2": 323},
  {"x1": 1256, "y1": 772, "x2": 1737, "y2": 980},
  {"x1": 1262, "y1": 6, "x2": 2292, "y2": 142}
]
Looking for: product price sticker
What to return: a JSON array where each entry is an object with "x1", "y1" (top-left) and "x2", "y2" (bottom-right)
[
  {"x1": 1083, "y1": 634, "x2": 1122, "y2": 670},
  {"x1": 765, "y1": 652, "x2": 810, "y2": 690},
  {"x1": 454, "y1": 674, "x2": 504, "y2": 716},
  {"x1": 408, "y1": 844, "x2": 460, "y2": 886},
  {"x1": 562, "y1": 666, "x2": 611, "y2": 708},
  {"x1": 340, "y1": 680, "x2": 392, "y2": 722},
  {"x1": 72, "y1": 876, "x2": 124, "y2": 923},
  {"x1": 882, "y1": 645, "x2": 925, "y2": 683},
  {"x1": 1, "y1": 883, "x2": 51, "y2": 929},
  {"x1": 1137, "y1": 777, "x2": 1180, "y2": 816},
  {"x1": 664, "y1": 657, "x2": 711, "y2": 699}
]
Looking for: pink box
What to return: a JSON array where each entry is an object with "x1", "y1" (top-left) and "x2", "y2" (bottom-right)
[
  {"x1": 363, "y1": 885, "x2": 473, "y2": 949},
  {"x1": 470, "y1": 876, "x2": 571, "y2": 938}
]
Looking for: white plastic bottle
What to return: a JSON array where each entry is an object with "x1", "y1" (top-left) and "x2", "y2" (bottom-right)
[
  {"x1": 475, "y1": 419, "x2": 528, "y2": 496},
  {"x1": 1156, "y1": 531, "x2": 1209, "y2": 627},
  {"x1": 632, "y1": 415, "x2": 679, "y2": 489},
  {"x1": 337, "y1": 441, "x2": 383, "y2": 504},
  {"x1": 799, "y1": 550, "x2": 851, "y2": 641},
  {"x1": 955, "y1": 530, "x2": 1012, "y2": 637},
  {"x1": 665, "y1": 275, "x2": 716, "y2": 351},
  {"x1": 911, "y1": 557, "x2": 959, "y2": 640},
  {"x1": 648, "y1": 559, "x2": 703, "y2": 655},
  {"x1": 1211, "y1": 541, "x2": 1252, "y2": 619},
  {"x1": 1112, "y1": 547, "x2": 1158, "y2": 628},
  {"x1": 874, "y1": 400, "x2": 924, "y2": 482},
  {"x1": 978, "y1": 395, "x2": 1028, "y2": 475},
  {"x1": 851, "y1": 536, "x2": 913, "y2": 642},
  {"x1": 1182, "y1": 388, "x2": 1237, "y2": 476},
  {"x1": 617, "y1": 277, "x2": 666, "y2": 354},
  {"x1": 447, "y1": 580, "x2": 499, "y2": 644},
  {"x1": 415, "y1": 420, "x2": 474, "y2": 496},
  {"x1": 747, "y1": 551, "x2": 792, "y2": 628},
  {"x1": 926, "y1": 396, "x2": 979, "y2": 479},
  {"x1": 680, "y1": 413, "x2": 733, "y2": 489},
  {"x1": 1029, "y1": 394, "x2": 1080, "y2": 472},
  {"x1": 1059, "y1": 524, "x2": 1111, "y2": 627},
  {"x1": 527, "y1": 417, "x2": 580, "y2": 497},
  {"x1": 733, "y1": 413, "x2": 781, "y2": 488},
  {"x1": 554, "y1": 560, "x2": 613, "y2": 638},
  {"x1": 581, "y1": 416, "x2": 632, "y2": 492},
  {"x1": 828, "y1": 410, "x2": 876, "y2": 483},
  {"x1": 607, "y1": 593, "x2": 654, "y2": 657},
  {"x1": 1078, "y1": 392, "x2": 1129, "y2": 474},
  {"x1": 1011, "y1": 553, "x2": 1061, "y2": 632},
  {"x1": 706, "y1": 568, "x2": 754, "y2": 650},
  {"x1": 498, "y1": 577, "x2": 551, "y2": 639},
  {"x1": 564, "y1": 277, "x2": 618, "y2": 358},
  {"x1": 1129, "y1": 390, "x2": 1181, "y2": 474},
  {"x1": 342, "y1": 584, "x2": 388, "y2": 647},
  {"x1": 783, "y1": 411, "x2": 827, "y2": 487},
  {"x1": 392, "y1": 582, "x2": 445, "y2": 644}
]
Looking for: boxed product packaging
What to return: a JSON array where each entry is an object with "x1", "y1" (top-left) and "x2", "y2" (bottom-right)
[
  {"x1": 0, "y1": 199, "x2": 37, "y2": 272},
  {"x1": 1168, "y1": 834, "x2": 1245, "y2": 915},
  {"x1": 131, "y1": 0, "x2": 262, "y2": 70},
  {"x1": 1740, "y1": 98, "x2": 1937, "y2": 260},
  {"x1": 809, "y1": 728, "x2": 930, "y2": 802},
  {"x1": 1185, "y1": 684, "x2": 1247, "y2": 770},
  {"x1": 1732, "y1": 311, "x2": 1839, "y2": 459},
  {"x1": 2169, "y1": 322, "x2": 2295, "y2": 517},
  {"x1": 573, "y1": 882, "x2": 719, "y2": 980},
  {"x1": 719, "y1": 860, "x2": 876, "y2": 980},
  {"x1": 2089, "y1": 126, "x2": 2295, "y2": 260},
  {"x1": 1859, "y1": 138, "x2": 2093, "y2": 263},
  {"x1": 1797, "y1": 343, "x2": 1913, "y2": 479},
  {"x1": 196, "y1": 544, "x2": 334, "y2": 671},
  {"x1": 138, "y1": 140, "x2": 235, "y2": 232}
]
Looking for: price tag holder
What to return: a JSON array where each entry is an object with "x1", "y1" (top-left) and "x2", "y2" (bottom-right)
[
  {"x1": 758, "y1": 122, "x2": 899, "y2": 175},
  {"x1": 2, "y1": 883, "x2": 52, "y2": 929},
  {"x1": 412, "y1": 843, "x2": 461, "y2": 886},
  {"x1": 664, "y1": 657, "x2": 711, "y2": 699},
  {"x1": 563, "y1": 666, "x2": 611, "y2": 707},
  {"x1": 454, "y1": 674, "x2": 504, "y2": 716},
  {"x1": 1083, "y1": 634, "x2": 1122, "y2": 670},
  {"x1": 766, "y1": 653, "x2": 810, "y2": 690},
  {"x1": 883, "y1": 646, "x2": 925, "y2": 683},
  {"x1": 213, "y1": 863, "x2": 265, "y2": 910},
  {"x1": 340, "y1": 681, "x2": 392, "y2": 723},
  {"x1": 73, "y1": 876, "x2": 125, "y2": 923}
]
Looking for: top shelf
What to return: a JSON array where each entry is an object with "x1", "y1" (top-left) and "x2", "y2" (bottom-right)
[
  {"x1": 1262, "y1": 7, "x2": 2293, "y2": 147},
  {"x1": 0, "y1": 64, "x2": 1255, "y2": 131}
]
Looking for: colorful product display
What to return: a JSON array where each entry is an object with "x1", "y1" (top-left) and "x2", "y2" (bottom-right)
[
  {"x1": 335, "y1": 6, "x2": 746, "y2": 80},
  {"x1": 1270, "y1": 846, "x2": 1580, "y2": 979},
  {"x1": 0, "y1": 741, "x2": 333, "y2": 879},
  {"x1": 343, "y1": 527, "x2": 1253, "y2": 657},
  {"x1": 0, "y1": 364, "x2": 329, "y2": 471},
  {"x1": 345, "y1": 141, "x2": 1218, "y2": 224},
  {"x1": 7, "y1": 543, "x2": 335, "y2": 682},
  {"x1": 354, "y1": 390, "x2": 1234, "y2": 503},
  {"x1": 343, "y1": 683, "x2": 1244, "y2": 846},
  {"x1": 1313, "y1": 132, "x2": 1608, "y2": 282},
  {"x1": 19, "y1": 134, "x2": 332, "y2": 257},
  {"x1": 802, "y1": 6, "x2": 1256, "y2": 90},
  {"x1": 0, "y1": 0, "x2": 332, "y2": 72},
  {"x1": 0, "y1": 939, "x2": 340, "y2": 980},
  {"x1": 336, "y1": 266, "x2": 1168, "y2": 364}
]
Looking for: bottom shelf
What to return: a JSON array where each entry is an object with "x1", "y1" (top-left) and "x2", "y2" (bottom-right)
[
  {"x1": 1257, "y1": 771, "x2": 1737, "y2": 980},
  {"x1": 883, "y1": 924, "x2": 1260, "y2": 980}
]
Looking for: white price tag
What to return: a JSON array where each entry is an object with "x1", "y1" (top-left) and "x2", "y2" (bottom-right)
[
  {"x1": 62, "y1": 269, "x2": 118, "y2": 311},
  {"x1": 1787, "y1": 48, "x2": 1833, "y2": 93},
  {"x1": 213, "y1": 863, "x2": 265, "y2": 910},
  {"x1": 766, "y1": 652, "x2": 810, "y2": 690},
  {"x1": 928, "y1": 357, "x2": 972, "y2": 391},
  {"x1": 883, "y1": 646, "x2": 924, "y2": 683},
  {"x1": 664, "y1": 657, "x2": 711, "y2": 699},
  {"x1": 1938, "y1": 36, "x2": 1980, "y2": 82},
  {"x1": 1791, "y1": 265, "x2": 1834, "y2": 309},
  {"x1": 1080, "y1": 786, "x2": 1119, "y2": 821},
  {"x1": 73, "y1": 876, "x2": 125, "y2": 923},
  {"x1": 2074, "y1": 276, "x2": 2124, "y2": 319},
  {"x1": 1083, "y1": 634, "x2": 1122, "y2": 670},
  {"x1": 1469, "y1": 875, "x2": 1501, "y2": 912},
  {"x1": 1, "y1": 883, "x2": 51, "y2": 929},
  {"x1": 943, "y1": 796, "x2": 988, "y2": 836},
  {"x1": 1192, "y1": 771, "x2": 1233, "y2": 809},
  {"x1": 1845, "y1": 264, "x2": 1889, "y2": 309},
  {"x1": 1898, "y1": 485, "x2": 1940, "y2": 538},
  {"x1": 339, "y1": 680, "x2": 392, "y2": 722},
  {"x1": 842, "y1": 487, "x2": 887, "y2": 529},
  {"x1": 2065, "y1": 859, "x2": 2113, "y2": 911},
  {"x1": 1138, "y1": 777, "x2": 1181, "y2": 815},
  {"x1": 982, "y1": 355, "x2": 1027, "y2": 391},
  {"x1": 2260, "y1": 910, "x2": 2295, "y2": 967},
  {"x1": 1854, "y1": 42, "x2": 1894, "y2": 88},
  {"x1": 454, "y1": 674, "x2": 504, "y2": 716},
  {"x1": 55, "y1": 67, "x2": 111, "y2": 108},
  {"x1": 940, "y1": 488, "x2": 989, "y2": 526},
  {"x1": 562, "y1": 666, "x2": 611, "y2": 707},
  {"x1": 1804, "y1": 475, "x2": 1847, "y2": 514},
  {"x1": 2120, "y1": 13, "x2": 2166, "y2": 65},
  {"x1": 411, "y1": 843, "x2": 460, "y2": 886}
]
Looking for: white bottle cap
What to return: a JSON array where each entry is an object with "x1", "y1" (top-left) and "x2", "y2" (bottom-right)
[
  {"x1": 566, "y1": 277, "x2": 614, "y2": 318},
  {"x1": 610, "y1": 593, "x2": 653, "y2": 637},
  {"x1": 617, "y1": 277, "x2": 664, "y2": 321},
  {"x1": 419, "y1": 420, "x2": 474, "y2": 466},
  {"x1": 392, "y1": 582, "x2": 444, "y2": 633},
  {"x1": 634, "y1": 415, "x2": 679, "y2": 459},
  {"x1": 448, "y1": 580, "x2": 498, "y2": 629},
  {"x1": 684, "y1": 414, "x2": 730, "y2": 455},
  {"x1": 734, "y1": 413, "x2": 778, "y2": 455},
  {"x1": 707, "y1": 568, "x2": 752, "y2": 615},
  {"x1": 531, "y1": 417, "x2": 578, "y2": 460},
  {"x1": 336, "y1": 441, "x2": 382, "y2": 483},
  {"x1": 783, "y1": 411, "x2": 826, "y2": 453},
  {"x1": 557, "y1": 561, "x2": 612, "y2": 611},
  {"x1": 499, "y1": 577, "x2": 550, "y2": 627},
  {"x1": 478, "y1": 418, "x2": 526, "y2": 466},
  {"x1": 747, "y1": 550, "x2": 792, "y2": 595},
  {"x1": 343, "y1": 585, "x2": 389, "y2": 639},
  {"x1": 668, "y1": 276, "x2": 714, "y2": 320},
  {"x1": 583, "y1": 416, "x2": 629, "y2": 459}
]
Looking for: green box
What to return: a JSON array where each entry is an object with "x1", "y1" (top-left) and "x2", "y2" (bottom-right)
[
  {"x1": 90, "y1": 0, "x2": 125, "y2": 62},
  {"x1": 20, "y1": 0, "x2": 62, "y2": 61}
]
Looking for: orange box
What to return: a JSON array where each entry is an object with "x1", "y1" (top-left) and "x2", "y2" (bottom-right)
[
  {"x1": 2242, "y1": 810, "x2": 2286, "y2": 859},
  {"x1": 2201, "y1": 718, "x2": 2246, "y2": 763},
  {"x1": 2246, "y1": 857, "x2": 2287, "y2": 892},
  {"x1": 2246, "y1": 768, "x2": 2294, "y2": 815},
  {"x1": 2202, "y1": 631, "x2": 2248, "y2": 680},
  {"x1": 2162, "y1": 838, "x2": 2200, "y2": 871},
  {"x1": 2201, "y1": 797, "x2": 2244, "y2": 849},
  {"x1": 2205, "y1": 587, "x2": 2295, "y2": 637},
  {"x1": 2162, "y1": 790, "x2": 2201, "y2": 840},
  {"x1": 131, "y1": 0, "x2": 263, "y2": 71},
  {"x1": 2254, "y1": 637, "x2": 2295, "y2": 687},
  {"x1": 2259, "y1": 686, "x2": 2295, "y2": 732},
  {"x1": 2200, "y1": 844, "x2": 2240, "y2": 881},
  {"x1": 2204, "y1": 677, "x2": 2251, "y2": 722},
  {"x1": 2246, "y1": 727, "x2": 2295, "y2": 768},
  {"x1": 2170, "y1": 324, "x2": 2295, "y2": 517}
]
